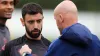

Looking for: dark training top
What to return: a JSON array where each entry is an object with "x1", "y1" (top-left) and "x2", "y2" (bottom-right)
[
  {"x1": 0, "y1": 24, "x2": 10, "y2": 54},
  {"x1": 2, "y1": 35, "x2": 51, "y2": 56}
]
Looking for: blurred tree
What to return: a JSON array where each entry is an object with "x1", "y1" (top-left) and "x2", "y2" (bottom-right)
[{"x1": 15, "y1": 0, "x2": 100, "y2": 11}]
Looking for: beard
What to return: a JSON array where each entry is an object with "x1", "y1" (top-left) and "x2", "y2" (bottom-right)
[{"x1": 25, "y1": 25, "x2": 42, "y2": 39}]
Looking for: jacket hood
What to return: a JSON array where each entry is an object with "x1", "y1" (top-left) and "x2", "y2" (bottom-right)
[{"x1": 60, "y1": 23, "x2": 92, "y2": 46}]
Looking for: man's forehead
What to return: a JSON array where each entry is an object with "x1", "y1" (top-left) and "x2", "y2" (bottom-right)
[
  {"x1": 25, "y1": 16, "x2": 43, "y2": 21},
  {"x1": 25, "y1": 13, "x2": 43, "y2": 18}
]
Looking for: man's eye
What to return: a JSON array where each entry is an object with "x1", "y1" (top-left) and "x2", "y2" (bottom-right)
[
  {"x1": 10, "y1": 2, "x2": 14, "y2": 5},
  {"x1": 28, "y1": 21, "x2": 34, "y2": 24},
  {"x1": 37, "y1": 19, "x2": 42, "y2": 23},
  {"x1": 2, "y1": 2, "x2": 7, "y2": 5}
]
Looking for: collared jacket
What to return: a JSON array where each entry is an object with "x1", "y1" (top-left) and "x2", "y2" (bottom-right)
[{"x1": 45, "y1": 23, "x2": 100, "y2": 56}]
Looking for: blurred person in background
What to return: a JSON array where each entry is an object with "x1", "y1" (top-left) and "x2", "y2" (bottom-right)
[{"x1": 0, "y1": 0, "x2": 18, "y2": 55}]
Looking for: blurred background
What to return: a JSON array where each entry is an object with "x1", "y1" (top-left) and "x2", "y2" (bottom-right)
[{"x1": 6, "y1": 0, "x2": 100, "y2": 41}]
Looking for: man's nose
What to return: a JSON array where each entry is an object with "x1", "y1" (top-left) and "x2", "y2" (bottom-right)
[{"x1": 34, "y1": 22, "x2": 38, "y2": 28}]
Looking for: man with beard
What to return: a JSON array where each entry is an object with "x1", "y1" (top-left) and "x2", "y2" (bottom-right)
[
  {"x1": 2, "y1": 3, "x2": 51, "y2": 56},
  {"x1": 0, "y1": 0, "x2": 18, "y2": 55}
]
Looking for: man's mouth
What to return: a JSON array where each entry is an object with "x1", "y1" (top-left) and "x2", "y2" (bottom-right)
[
  {"x1": 32, "y1": 31, "x2": 39, "y2": 34},
  {"x1": 31, "y1": 28, "x2": 40, "y2": 34},
  {"x1": 5, "y1": 12, "x2": 12, "y2": 15}
]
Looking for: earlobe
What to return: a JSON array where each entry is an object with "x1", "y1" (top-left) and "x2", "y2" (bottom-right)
[{"x1": 20, "y1": 18, "x2": 25, "y2": 26}]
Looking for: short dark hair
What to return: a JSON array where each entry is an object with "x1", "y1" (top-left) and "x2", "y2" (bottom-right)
[
  {"x1": 22, "y1": 3, "x2": 43, "y2": 19},
  {"x1": 14, "y1": 0, "x2": 19, "y2": 6}
]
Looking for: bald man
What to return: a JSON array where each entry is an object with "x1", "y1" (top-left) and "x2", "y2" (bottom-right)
[{"x1": 45, "y1": 0, "x2": 100, "y2": 56}]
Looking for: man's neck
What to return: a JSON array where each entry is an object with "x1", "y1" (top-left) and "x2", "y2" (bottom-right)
[
  {"x1": 0, "y1": 19, "x2": 7, "y2": 25},
  {"x1": 26, "y1": 33, "x2": 41, "y2": 40}
]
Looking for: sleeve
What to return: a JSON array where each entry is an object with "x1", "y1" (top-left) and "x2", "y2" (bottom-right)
[{"x1": 44, "y1": 39, "x2": 57, "y2": 56}]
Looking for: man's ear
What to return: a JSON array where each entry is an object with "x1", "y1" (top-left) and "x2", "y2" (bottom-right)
[
  {"x1": 20, "y1": 18, "x2": 25, "y2": 26},
  {"x1": 59, "y1": 14, "x2": 64, "y2": 23}
]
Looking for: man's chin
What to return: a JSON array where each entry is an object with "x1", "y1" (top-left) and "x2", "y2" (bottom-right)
[
  {"x1": 5, "y1": 14, "x2": 12, "y2": 19},
  {"x1": 5, "y1": 16, "x2": 11, "y2": 19},
  {"x1": 31, "y1": 33, "x2": 40, "y2": 38}
]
